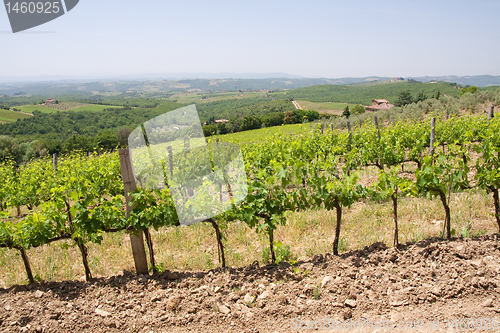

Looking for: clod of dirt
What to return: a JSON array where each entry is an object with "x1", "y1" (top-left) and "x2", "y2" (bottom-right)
[
  {"x1": 344, "y1": 299, "x2": 357, "y2": 308},
  {"x1": 343, "y1": 309, "x2": 353, "y2": 319},
  {"x1": 243, "y1": 293, "x2": 255, "y2": 303},
  {"x1": 95, "y1": 308, "x2": 111, "y2": 317},
  {"x1": 482, "y1": 298, "x2": 494, "y2": 307},
  {"x1": 321, "y1": 276, "x2": 334, "y2": 288},
  {"x1": 258, "y1": 290, "x2": 272, "y2": 300},
  {"x1": 217, "y1": 303, "x2": 230, "y2": 315}
]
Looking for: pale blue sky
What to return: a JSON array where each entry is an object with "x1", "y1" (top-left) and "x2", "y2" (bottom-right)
[{"x1": 1, "y1": 0, "x2": 500, "y2": 79}]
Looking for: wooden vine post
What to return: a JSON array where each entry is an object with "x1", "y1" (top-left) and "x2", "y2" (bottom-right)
[
  {"x1": 167, "y1": 146, "x2": 174, "y2": 178},
  {"x1": 488, "y1": 105, "x2": 495, "y2": 124},
  {"x1": 13, "y1": 164, "x2": 21, "y2": 216},
  {"x1": 346, "y1": 120, "x2": 352, "y2": 175},
  {"x1": 118, "y1": 149, "x2": 149, "y2": 275},
  {"x1": 52, "y1": 153, "x2": 58, "y2": 171},
  {"x1": 429, "y1": 117, "x2": 436, "y2": 157},
  {"x1": 347, "y1": 120, "x2": 352, "y2": 152},
  {"x1": 373, "y1": 115, "x2": 384, "y2": 170},
  {"x1": 392, "y1": 189, "x2": 399, "y2": 247}
]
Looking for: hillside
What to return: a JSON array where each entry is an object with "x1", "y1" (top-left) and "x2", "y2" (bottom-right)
[
  {"x1": 283, "y1": 81, "x2": 462, "y2": 105},
  {"x1": 0, "y1": 101, "x2": 182, "y2": 141}
]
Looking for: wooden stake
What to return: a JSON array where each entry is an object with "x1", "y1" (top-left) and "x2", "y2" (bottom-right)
[
  {"x1": 373, "y1": 115, "x2": 383, "y2": 169},
  {"x1": 183, "y1": 138, "x2": 193, "y2": 196},
  {"x1": 347, "y1": 120, "x2": 352, "y2": 152},
  {"x1": 373, "y1": 116, "x2": 380, "y2": 137},
  {"x1": 215, "y1": 139, "x2": 223, "y2": 203},
  {"x1": 269, "y1": 227, "x2": 275, "y2": 264},
  {"x1": 429, "y1": 117, "x2": 436, "y2": 157},
  {"x1": 52, "y1": 153, "x2": 57, "y2": 171},
  {"x1": 332, "y1": 200, "x2": 342, "y2": 256},
  {"x1": 392, "y1": 192, "x2": 398, "y2": 247},
  {"x1": 119, "y1": 149, "x2": 149, "y2": 275},
  {"x1": 13, "y1": 164, "x2": 21, "y2": 216},
  {"x1": 488, "y1": 105, "x2": 494, "y2": 124},
  {"x1": 167, "y1": 146, "x2": 173, "y2": 178}
]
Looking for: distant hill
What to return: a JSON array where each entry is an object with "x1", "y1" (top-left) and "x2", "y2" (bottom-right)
[
  {"x1": 407, "y1": 75, "x2": 500, "y2": 87},
  {"x1": 0, "y1": 79, "x2": 336, "y2": 96},
  {"x1": 321, "y1": 75, "x2": 500, "y2": 87},
  {"x1": 284, "y1": 81, "x2": 462, "y2": 105},
  {"x1": 1, "y1": 76, "x2": 498, "y2": 99}
]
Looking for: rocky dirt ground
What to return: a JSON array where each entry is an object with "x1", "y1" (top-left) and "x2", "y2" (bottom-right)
[{"x1": 1, "y1": 235, "x2": 500, "y2": 333}]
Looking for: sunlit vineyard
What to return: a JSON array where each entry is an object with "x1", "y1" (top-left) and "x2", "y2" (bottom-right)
[{"x1": 1, "y1": 110, "x2": 499, "y2": 286}]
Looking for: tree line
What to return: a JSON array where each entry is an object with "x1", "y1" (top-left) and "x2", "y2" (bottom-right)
[{"x1": 202, "y1": 109, "x2": 321, "y2": 137}]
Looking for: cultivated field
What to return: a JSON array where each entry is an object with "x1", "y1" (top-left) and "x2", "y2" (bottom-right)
[
  {"x1": 1, "y1": 84, "x2": 500, "y2": 333},
  {"x1": 69, "y1": 105, "x2": 124, "y2": 112},
  {"x1": 16, "y1": 105, "x2": 57, "y2": 114},
  {"x1": 296, "y1": 101, "x2": 364, "y2": 114},
  {"x1": 168, "y1": 91, "x2": 265, "y2": 104},
  {"x1": 214, "y1": 123, "x2": 315, "y2": 144},
  {"x1": 0, "y1": 109, "x2": 32, "y2": 122},
  {"x1": 0, "y1": 170, "x2": 496, "y2": 288},
  {"x1": 0, "y1": 103, "x2": 125, "y2": 122},
  {"x1": 1, "y1": 235, "x2": 499, "y2": 332}
]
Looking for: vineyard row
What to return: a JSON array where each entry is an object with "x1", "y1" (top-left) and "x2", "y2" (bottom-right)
[{"x1": 0, "y1": 111, "x2": 499, "y2": 284}]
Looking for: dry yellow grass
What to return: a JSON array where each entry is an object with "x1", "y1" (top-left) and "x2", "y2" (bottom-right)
[{"x1": 0, "y1": 188, "x2": 496, "y2": 288}]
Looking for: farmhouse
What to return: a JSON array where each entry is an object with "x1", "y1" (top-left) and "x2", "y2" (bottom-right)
[
  {"x1": 44, "y1": 99, "x2": 55, "y2": 105},
  {"x1": 365, "y1": 99, "x2": 394, "y2": 112},
  {"x1": 214, "y1": 119, "x2": 229, "y2": 123}
]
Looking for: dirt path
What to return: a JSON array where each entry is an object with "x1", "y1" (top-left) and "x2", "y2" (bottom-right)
[
  {"x1": 292, "y1": 101, "x2": 302, "y2": 110},
  {"x1": 1, "y1": 235, "x2": 500, "y2": 332}
]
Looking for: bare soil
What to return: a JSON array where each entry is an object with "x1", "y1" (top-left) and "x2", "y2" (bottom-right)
[{"x1": 1, "y1": 235, "x2": 500, "y2": 333}]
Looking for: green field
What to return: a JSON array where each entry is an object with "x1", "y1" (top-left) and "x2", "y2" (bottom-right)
[
  {"x1": 0, "y1": 103, "x2": 125, "y2": 122},
  {"x1": 69, "y1": 105, "x2": 124, "y2": 112},
  {"x1": 169, "y1": 91, "x2": 265, "y2": 104},
  {"x1": 214, "y1": 123, "x2": 316, "y2": 144},
  {"x1": 296, "y1": 100, "x2": 364, "y2": 114},
  {"x1": 0, "y1": 110, "x2": 32, "y2": 122},
  {"x1": 17, "y1": 105, "x2": 59, "y2": 114},
  {"x1": 18, "y1": 104, "x2": 123, "y2": 115}
]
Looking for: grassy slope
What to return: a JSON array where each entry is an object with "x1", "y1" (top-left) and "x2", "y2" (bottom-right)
[
  {"x1": 18, "y1": 104, "x2": 123, "y2": 114},
  {"x1": 213, "y1": 123, "x2": 316, "y2": 144},
  {"x1": 70, "y1": 105, "x2": 124, "y2": 112},
  {"x1": 285, "y1": 81, "x2": 462, "y2": 105},
  {"x1": 168, "y1": 91, "x2": 265, "y2": 104},
  {"x1": 296, "y1": 101, "x2": 361, "y2": 114},
  {"x1": 17, "y1": 105, "x2": 59, "y2": 114},
  {"x1": 0, "y1": 109, "x2": 32, "y2": 122}
]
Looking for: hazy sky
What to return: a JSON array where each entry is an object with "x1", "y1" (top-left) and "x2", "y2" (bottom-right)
[{"x1": 1, "y1": 0, "x2": 500, "y2": 79}]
